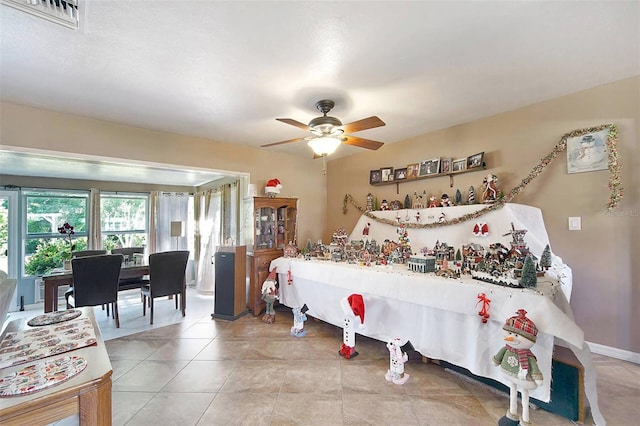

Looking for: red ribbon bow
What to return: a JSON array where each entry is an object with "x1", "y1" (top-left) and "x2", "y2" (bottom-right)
[{"x1": 476, "y1": 293, "x2": 491, "y2": 323}]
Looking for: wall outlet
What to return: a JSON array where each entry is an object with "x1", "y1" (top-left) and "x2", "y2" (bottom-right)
[{"x1": 568, "y1": 216, "x2": 581, "y2": 231}]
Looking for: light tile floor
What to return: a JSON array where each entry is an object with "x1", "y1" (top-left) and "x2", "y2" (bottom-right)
[{"x1": 7, "y1": 288, "x2": 639, "y2": 425}]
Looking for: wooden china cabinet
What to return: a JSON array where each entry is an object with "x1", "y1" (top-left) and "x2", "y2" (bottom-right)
[{"x1": 245, "y1": 196, "x2": 298, "y2": 315}]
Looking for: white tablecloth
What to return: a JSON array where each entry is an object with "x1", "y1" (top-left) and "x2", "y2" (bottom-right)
[{"x1": 271, "y1": 258, "x2": 605, "y2": 424}]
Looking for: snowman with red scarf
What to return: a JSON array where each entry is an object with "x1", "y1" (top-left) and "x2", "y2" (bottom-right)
[{"x1": 493, "y1": 309, "x2": 543, "y2": 426}]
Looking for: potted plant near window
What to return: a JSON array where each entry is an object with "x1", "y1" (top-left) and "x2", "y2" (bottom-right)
[{"x1": 58, "y1": 222, "x2": 75, "y2": 270}]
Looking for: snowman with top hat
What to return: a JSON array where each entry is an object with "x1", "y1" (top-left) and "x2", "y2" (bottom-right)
[{"x1": 493, "y1": 309, "x2": 543, "y2": 426}]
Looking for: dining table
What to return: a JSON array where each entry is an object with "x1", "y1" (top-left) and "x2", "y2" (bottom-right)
[{"x1": 42, "y1": 263, "x2": 150, "y2": 313}]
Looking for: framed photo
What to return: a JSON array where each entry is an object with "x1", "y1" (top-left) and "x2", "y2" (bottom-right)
[
  {"x1": 418, "y1": 159, "x2": 440, "y2": 176},
  {"x1": 452, "y1": 158, "x2": 467, "y2": 172},
  {"x1": 369, "y1": 169, "x2": 382, "y2": 184},
  {"x1": 567, "y1": 129, "x2": 609, "y2": 174},
  {"x1": 394, "y1": 167, "x2": 407, "y2": 181},
  {"x1": 407, "y1": 163, "x2": 419, "y2": 180},
  {"x1": 467, "y1": 152, "x2": 484, "y2": 169},
  {"x1": 440, "y1": 158, "x2": 452, "y2": 174},
  {"x1": 380, "y1": 167, "x2": 394, "y2": 182}
]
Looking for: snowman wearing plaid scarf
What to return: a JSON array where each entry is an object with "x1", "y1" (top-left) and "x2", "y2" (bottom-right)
[{"x1": 493, "y1": 309, "x2": 543, "y2": 426}]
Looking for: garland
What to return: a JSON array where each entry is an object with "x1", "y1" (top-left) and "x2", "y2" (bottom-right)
[{"x1": 343, "y1": 123, "x2": 622, "y2": 228}]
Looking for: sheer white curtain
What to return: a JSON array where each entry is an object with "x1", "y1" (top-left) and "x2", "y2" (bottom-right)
[
  {"x1": 154, "y1": 192, "x2": 195, "y2": 284},
  {"x1": 196, "y1": 189, "x2": 221, "y2": 295},
  {"x1": 88, "y1": 188, "x2": 101, "y2": 249}
]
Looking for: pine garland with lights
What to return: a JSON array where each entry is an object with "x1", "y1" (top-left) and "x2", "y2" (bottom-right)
[{"x1": 343, "y1": 124, "x2": 622, "y2": 228}]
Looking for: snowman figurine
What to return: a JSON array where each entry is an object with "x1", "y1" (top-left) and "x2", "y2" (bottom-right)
[
  {"x1": 290, "y1": 304, "x2": 309, "y2": 337},
  {"x1": 339, "y1": 294, "x2": 365, "y2": 359},
  {"x1": 493, "y1": 309, "x2": 543, "y2": 426},
  {"x1": 384, "y1": 337, "x2": 410, "y2": 385}
]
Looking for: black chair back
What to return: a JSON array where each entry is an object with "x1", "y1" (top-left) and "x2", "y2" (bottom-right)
[
  {"x1": 72, "y1": 250, "x2": 107, "y2": 258},
  {"x1": 111, "y1": 247, "x2": 145, "y2": 257},
  {"x1": 71, "y1": 254, "x2": 122, "y2": 307},
  {"x1": 148, "y1": 251, "x2": 189, "y2": 298}
]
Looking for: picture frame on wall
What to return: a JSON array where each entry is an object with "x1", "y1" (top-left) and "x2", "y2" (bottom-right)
[
  {"x1": 369, "y1": 169, "x2": 382, "y2": 184},
  {"x1": 467, "y1": 152, "x2": 484, "y2": 169},
  {"x1": 452, "y1": 158, "x2": 467, "y2": 172},
  {"x1": 419, "y1": 159, "x2": 439, "y2": 176},
  {"x1": 566, "y1": 129, "x2": 609, "y2": 174},
  {"x1": 394, "y1": 167, "x2": 408, "y2": 181},
  {"x1": 440, "y1": 158, "x2": 452, "y2": 174},
  {"x1": 406, "y1": 163, "x2": 419, "y2": 180},
  {"x1": 425, "y1": 158, "x2": 440, "y2": 175},
  {"x1": 380, "y1": 167, "x2": 394, "y2": 182}
]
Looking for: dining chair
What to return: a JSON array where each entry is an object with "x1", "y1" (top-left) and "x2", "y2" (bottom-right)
[
  {"x1": 141, "y1": 250, "x2": 189, "y2": 324},
  {"x1": 66, "y1": 249, "x2": 109, "y2": 308},
  {"x1": 111, "y1": 247, "x2": 146, "y2": 291},
  {"x1": 110, "y1": 247, "x2": 144, "y2": 257},
  {"x1": 66, "y1": 254, "x2": 123, "y2": 328},
  {"x1": 72, "y1": 249, "x2": 107, "y2": 258}
]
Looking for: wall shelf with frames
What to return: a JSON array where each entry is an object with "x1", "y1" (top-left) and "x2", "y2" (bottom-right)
[{"x1": 371, "y1": 162, "x2": 487, "y2": 194}]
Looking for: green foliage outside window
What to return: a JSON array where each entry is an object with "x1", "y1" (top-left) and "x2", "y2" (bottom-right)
[{"x1": 24, "y1": 238, "x2": 88, "y2": 276}]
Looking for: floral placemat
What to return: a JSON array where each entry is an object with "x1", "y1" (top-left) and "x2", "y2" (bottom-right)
[
  {"x1": 0, "y1": 317, "x2": 96, "y2": 369},
  {"x1": 0, "y1": 356, "x2": 87, "y2": 397},
  {"x1": 27, "y1": 309, "x2": 82, "y2": 327}
]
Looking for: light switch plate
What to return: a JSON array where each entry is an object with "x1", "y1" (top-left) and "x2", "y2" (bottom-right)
[{"x1": 568, "y1": 216, "x2": 581, "y2": 231}]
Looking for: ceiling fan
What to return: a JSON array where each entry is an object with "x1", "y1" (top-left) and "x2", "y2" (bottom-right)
[{"x1": 261, "y1": 99, "x2": 386, "y2": 157}]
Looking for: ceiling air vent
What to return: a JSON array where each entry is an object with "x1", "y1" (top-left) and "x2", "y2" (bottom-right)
[{"x1": 1, "y1": 0, "x2": 79, "y2": 30}]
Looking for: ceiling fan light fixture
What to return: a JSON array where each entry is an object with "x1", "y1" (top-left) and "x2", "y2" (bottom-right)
[{"x1": 307, "y1": 137, "x2": 342, "y2": 156}]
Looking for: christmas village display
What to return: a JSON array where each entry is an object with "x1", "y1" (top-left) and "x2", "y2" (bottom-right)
[{"x1": 295, "y1": 175, "x2": 552, "y2": 290}]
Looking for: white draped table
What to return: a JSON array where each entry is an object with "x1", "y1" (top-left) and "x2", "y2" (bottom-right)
[{"x1": 271, "y1": 257, "x2": 605, "y2": 425}]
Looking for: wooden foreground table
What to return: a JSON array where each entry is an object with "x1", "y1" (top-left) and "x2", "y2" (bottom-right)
[{"x1": 0, "y1": 308, "x2": 112, "y2": 425}]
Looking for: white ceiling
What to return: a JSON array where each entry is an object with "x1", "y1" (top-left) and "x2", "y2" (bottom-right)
[{"x1": 1, "y1": 0, "x2": 638, "y2": 184}]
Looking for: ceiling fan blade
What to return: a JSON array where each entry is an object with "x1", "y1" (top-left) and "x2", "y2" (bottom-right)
[
  {"x1": 276, "y1": 118, "x2": 311, "y2": 131},
  {"x1": 261, "y1": 137, "x2": 306, "y2": 148},
  {"x1": 341, "y1": 116, "x2": 385, "y2": 133},
  {"x1": 343, "y1": 135, "x2": 384, "y2": 150}
]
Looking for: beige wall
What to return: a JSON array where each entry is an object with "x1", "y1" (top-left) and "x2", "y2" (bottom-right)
[
  {"x1": 0, "y1": 102, "x2": 328, "y2": 246},
  {"x1": 327, "y1": 76, "x2": 639, "y2": 353}
]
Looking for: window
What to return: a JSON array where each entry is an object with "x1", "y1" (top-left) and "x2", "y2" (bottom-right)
[
  {"x1": 23, "y1": 190, "x2": 89, "y2": 276},
  {"x1": 100, "y1": 193, "x2": 148, "y2": 251}
]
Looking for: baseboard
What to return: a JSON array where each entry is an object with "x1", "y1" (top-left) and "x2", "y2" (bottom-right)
[{"x1": 587, "y1": 341, "x2": 640, "y2": 364}]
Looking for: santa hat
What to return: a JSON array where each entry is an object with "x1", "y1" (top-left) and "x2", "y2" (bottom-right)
[
  {"x1": 347, "y1": 294, "x2": 365, "y2": 324},
  {"x1": 266, "y1": 179, "x2": 282, "y2": 188},
  {"x1": 503, "y1": 309, "x2": 538, "y2": 342}
]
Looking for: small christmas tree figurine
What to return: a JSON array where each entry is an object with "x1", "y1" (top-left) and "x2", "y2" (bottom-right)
[
  {"x1": 520, "y1": 254, "x2": 537, "y2": 288},
  {"x1": 540, "y1": 244, "x2": 552, "y2": 270},
  {"x1": 404, "y1": 194, "x2": 411, "y2": 209},
  {"x1": 455, "y1": 249, "x2": 462, "y2": 263}
]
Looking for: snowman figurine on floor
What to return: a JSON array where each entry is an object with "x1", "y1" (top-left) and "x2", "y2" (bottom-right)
[
  {"x1": 290, "y1": 304, "x2": 309, "y2": 337},
  {"x1": 493, "y1": 309, "x2": 543, "y2": 426},
  {"x1": 385, "y1": 337, "x2": 410, "y2": 385},
  {"x1": 339, "y1": 294, "x2": 365, "y2": 359}
]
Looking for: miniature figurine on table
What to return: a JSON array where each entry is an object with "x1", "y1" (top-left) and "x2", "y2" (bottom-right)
[
  {"x1": 385, "y1": 337, "x2": 410, "y2": 385},
  {"x1": 482, "y1": 174, "x2": 499, "y2": 203},
  {"x1": 493, "y1": 309, "x2": 543, "y2": 426},
  {"x1": 428, "y1": 196, "x2": 439, "y2": 208},
  {"x1": 339, "y1": 294, "x2": 365, "y2": 359},
  {"x1": 440, "y1": 193, "x2": 453, "y2": 207},
  {"x1": 290, "y1": 304, "x2": 309, "y2": 337},
  {"x1": 261, "y1": 269, "x2": 279, "y2": 323}
]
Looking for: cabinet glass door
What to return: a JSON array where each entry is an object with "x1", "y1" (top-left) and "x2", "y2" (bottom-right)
[
  {"x1": 285, "y1": 207, "x2": 297, "y2": 246},
  {"x1": 255, "y1": 207, "x2": 276, "y2": 250}
]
